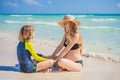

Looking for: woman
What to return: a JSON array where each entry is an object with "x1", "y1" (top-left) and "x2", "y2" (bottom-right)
[{"x1": 49, "y1": 15, "x2": 83, "y2": 72}]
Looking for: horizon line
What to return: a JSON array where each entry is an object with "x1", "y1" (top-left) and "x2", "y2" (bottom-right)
[{"x1": 0, "y1": 13, "x2": 120, "y2": 15}]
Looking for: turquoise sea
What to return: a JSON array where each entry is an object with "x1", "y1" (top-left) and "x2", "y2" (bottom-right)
[{"x1": 0, "y1": 14, "x2": 120, "y2": 60}]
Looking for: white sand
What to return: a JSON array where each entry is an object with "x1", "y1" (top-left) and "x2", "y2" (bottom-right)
[{"x1": 0, "y1": 32, "x2": 120, "y2": 80}]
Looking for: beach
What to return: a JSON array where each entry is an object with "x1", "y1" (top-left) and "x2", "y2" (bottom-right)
[
  {"x1": 0, "y1": 0, "x2": 120, "y2": 79},
  {"x1": 0, "y1": 32, "x2": 120, "y2": 80}
]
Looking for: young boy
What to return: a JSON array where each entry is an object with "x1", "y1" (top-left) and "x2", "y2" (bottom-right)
[{"x1": 17, "y1": 25, "x2": 54, "y2": 73}]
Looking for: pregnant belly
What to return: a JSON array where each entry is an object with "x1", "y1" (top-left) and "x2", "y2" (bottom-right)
[{"x1": 64, "y1": 50, "x2": 82, "y2": 61}]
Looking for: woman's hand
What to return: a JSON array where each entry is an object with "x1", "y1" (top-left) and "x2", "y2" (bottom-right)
[
  {"x1": 46, "y1": 55, "x2": 58, "y2": 60},
  {"x1": 45, "y1": 55, "x2": 53, "y2": 59}
]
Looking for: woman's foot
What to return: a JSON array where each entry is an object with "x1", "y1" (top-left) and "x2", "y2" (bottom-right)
[{"x1": 58, "y1": 68, "x2": 64, "y2": 72}]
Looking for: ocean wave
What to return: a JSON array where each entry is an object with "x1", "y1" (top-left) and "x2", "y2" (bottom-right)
[
  {"x1": 82, "y1": 26, "x2": 110, "y2": 29},
  {"x1": 75, "y1": 15, "x2": 94, "y2": 18},
  {"x1": 5, "y1": 20, "x2": 19, "y2": 24},
  {"x1": 33, "y1": 21, "x2": 57, "y2": 25},
  {"x1": 77, "y1": 15, "x2": 87, "y2": 17},
  {"x1": 81, "y1": 26, "x2": 120, "y2": 29},
  {"x1": 27, "y1": 17, "x2": 32, "y2": 19},
  {"x1": 10, "y1": 15, "x2": 32, "y2": 17},
  {"x1": 91, "y1": 18, "x2": 117, "y2": 22},
  {"x1": 4, "y1": 20, "x2": 57, "y2": 25}
]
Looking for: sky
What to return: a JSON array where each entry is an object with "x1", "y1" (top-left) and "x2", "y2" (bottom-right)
[{"x1": 0, "y1": 0, "x2": 120, "y2": 14}]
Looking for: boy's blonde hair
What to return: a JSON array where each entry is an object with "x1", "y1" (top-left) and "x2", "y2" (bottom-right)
[{"x1": 19, "y1": 25, "x2": 35, "y2": 42}]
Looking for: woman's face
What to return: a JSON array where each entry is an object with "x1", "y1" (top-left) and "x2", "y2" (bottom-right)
[{"x1": 63, "y1": 22, "x2": 69, "y2": 31}]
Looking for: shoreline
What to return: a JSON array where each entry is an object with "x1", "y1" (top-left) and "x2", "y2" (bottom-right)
[{"x1": 0, "y1": 32, "x2": 120, "y2": 80}]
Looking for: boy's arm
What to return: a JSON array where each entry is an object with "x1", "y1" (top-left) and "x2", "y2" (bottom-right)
[{"x1": 25, "y1": 41, "x2": 47, "y2": 62}]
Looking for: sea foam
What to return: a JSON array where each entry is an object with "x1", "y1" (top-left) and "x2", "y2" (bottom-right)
[
  {"x1": 4, "y1": 20, "x2": 57, "y2": 25},
  {"x1": 91, "y1": 18, "x2": 117, "y2": 22},
  {"x1": 83, "y1": 52, "x2": 120, "y2": 64}
]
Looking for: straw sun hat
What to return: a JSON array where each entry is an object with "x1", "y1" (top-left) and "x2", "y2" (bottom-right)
[{"x1": 58, "y1": 15, "x2": 80, "y2": 28}]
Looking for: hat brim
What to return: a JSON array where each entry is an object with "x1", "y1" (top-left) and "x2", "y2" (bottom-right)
[{"x1": 58, "y1": 20, "x2": 80, "y2": 28}]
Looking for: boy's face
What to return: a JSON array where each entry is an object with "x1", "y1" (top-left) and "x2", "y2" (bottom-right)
[
  {"x1": 32, "y1": 32, "x2": 35, "y2": 38},
  {"x1": 30, "y1": 31, "x2": 35, "y2": 39}
]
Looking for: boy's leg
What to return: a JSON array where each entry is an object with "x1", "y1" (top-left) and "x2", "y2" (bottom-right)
[{"x1": 36, "y1": 59, "x2": 54, "y2": 72}]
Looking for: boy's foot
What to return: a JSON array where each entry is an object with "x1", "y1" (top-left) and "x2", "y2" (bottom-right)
[{"x1": 44, "y1": 69, "x2": 52, "y2": 73}]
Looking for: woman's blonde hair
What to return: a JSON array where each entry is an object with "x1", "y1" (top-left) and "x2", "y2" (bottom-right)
[
  {"x1": 18, "y1": 25, "x2": 35, "y2": 42},
  {"x1": 65, "y1": 21, "x2": 78, "y2": 40},
  {"x1": 65, "y1": 21, "x2": 83, "y2": 55}
]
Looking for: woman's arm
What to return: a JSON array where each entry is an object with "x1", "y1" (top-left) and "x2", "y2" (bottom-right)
[
  {"x1": 56, "y1": 34, "x2": 79, "y2": 61},
  {"x1": 50, "y1": 34, "x2": 66, "y2": 59}
]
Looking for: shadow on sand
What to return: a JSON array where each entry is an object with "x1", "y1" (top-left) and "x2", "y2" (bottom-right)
[{"x1": 0, "y1": 64, "x2": 20, "y2": 72}]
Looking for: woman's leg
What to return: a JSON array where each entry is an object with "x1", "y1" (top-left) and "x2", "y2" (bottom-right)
[
  {"x1": 36, "y1": 59, "x2": 54, "y2": 72},
  {"x1": 58, "y1": 58, "x2": 82, "y2": 72}
]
